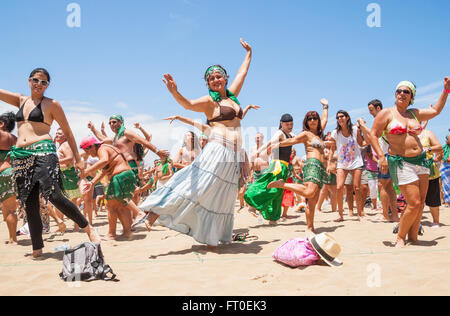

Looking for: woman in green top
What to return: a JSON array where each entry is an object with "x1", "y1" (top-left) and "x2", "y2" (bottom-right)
[
  {"x1": 0, "y1": 68, "x2": 100, "y2": 258},
  {"x1": 369, "y1": 78, "x2": 450, "y2": 248},
  {"x1": 0, "y1": 112, "x2": 18, "y2": 244}
]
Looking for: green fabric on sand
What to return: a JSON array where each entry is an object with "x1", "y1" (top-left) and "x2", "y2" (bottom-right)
[
  {"x1": 244, "y1": 161, "x2": 289, "y2": 221},
  {"x1": 106, "y1": 170, "x2": 137, "y2": 205}
]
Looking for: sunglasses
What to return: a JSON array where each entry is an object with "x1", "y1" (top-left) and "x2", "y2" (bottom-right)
[
  {"x1": 396, "y1": 89, "x2": 411, "y2": 95},
  {"x1": 336, "y1": 115, "x2": 346, "y2": 119},
  {"x1": 307, "y1": 117, "x2": 319, "y2": 121},
  {"x1": 30, "y1": 78, "x2": 49, "y2": 86}
]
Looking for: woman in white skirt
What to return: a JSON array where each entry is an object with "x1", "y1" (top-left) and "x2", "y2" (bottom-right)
[{"x1": 134, "y1": 39, "x2": 253, "y2": 250}]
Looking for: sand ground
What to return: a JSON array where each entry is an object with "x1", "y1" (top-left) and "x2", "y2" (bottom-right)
[{"x1": 1, "y1": 200, "x2": 449, "y2": 296}]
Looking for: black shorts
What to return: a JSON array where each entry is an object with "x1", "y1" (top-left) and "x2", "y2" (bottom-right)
[
  {"x1": 93, "y1": 185, "x2": 105, "y2": 199},
  {"x1": 425, "y1": 177, "x2": 441, "y2": 208}
]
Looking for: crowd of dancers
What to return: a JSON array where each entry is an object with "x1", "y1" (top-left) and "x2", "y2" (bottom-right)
[{"x1": 1, "y1": 39, "x2": 449, "y2": 259}]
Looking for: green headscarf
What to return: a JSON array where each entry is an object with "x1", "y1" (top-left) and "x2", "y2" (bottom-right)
[
  {"x1": 110, "y1": 114, "x2": 126, "y2": 139},
  {"x1": 204, "y1": 65, "x2": 240, "y2": 105},
  {"x1": 157, "y1": 158, "x2": 171, "y2": 175}
]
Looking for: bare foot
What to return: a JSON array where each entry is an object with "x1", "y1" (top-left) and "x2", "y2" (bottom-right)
[
  {"x1": 107, "y1": 233, "x2": 117, "y2": 241},
  {"x1": 32, "y1": 249, "x2": 43, "y2": 259},
  {"x1": 334, "y1": 216, "x2": 344, "y2": 223},
  {"x1": 56, "y1": 222, "x2": 66, "y2": 234},
  {"x1": 247, "y1": 207, "x2": 259, "y2": 218},
  {"x1": 120, "y1": 232, "x2": 133, "y2": 241},
  {"x1": 6, "y1": 239, "x2": 18, "y2": 245},
  {"x1": 269, "y1": 221, "x2": 277, "y2": 225},
  {"x1": 395, "y1": 238, "x2": 406, "y2": 248},
  {"x1": 85, "y1": 225, "x2": 101, "y2": 243},
  {"x1": 267, "y1": 179, "x2": 285, "y2": 189},
  {"x1": 131, "y1": 212, "x2": 149, "y2": 229}
]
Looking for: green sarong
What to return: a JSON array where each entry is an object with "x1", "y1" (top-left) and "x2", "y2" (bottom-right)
[
  {"x1": 61, "y1": 166, "x2": 81, "y2": 200},
  {"x1": 244, "y1": 160, "x2": 290, "y2": 221},
  {"x1": 253, "y1": 168, "x2": 268, "y2": 182},
  {"x1": 0, "y1": 167, "x2": 15, "y2": 203},
  {"x1": 303, "y1": 158, "x2": 326, "y2": 189},
  {"x1": 9, "y1": 139, "x2": 56, "y2": 160},
  {"x1": 128, "y1": 160, "x2": 141, "y2": 187},
  {"x1": 387, "y1": 152, "x2": 433, "y2": 186},
  {"x1": 106, "y1": 170, "x2": 137, "y2": 205},
  {"x1": 323, "y1": 172, "x2": 337, "y2": 186}
]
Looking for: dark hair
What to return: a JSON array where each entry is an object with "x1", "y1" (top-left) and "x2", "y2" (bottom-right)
[
  {"x1": 0, "y1": 112, "x2": 16, "y2": 132},
  {"x1": 29, "y1": 68, "x2": 51, "y2": 82},
  {"x1": 134, "y1": 143, "x2": 145, "y2": 162},
  {"x1": 368, "y1": 99, "x2": 383, "y2": 110},
  {"x1": 303, "y1": 111, "x2": 323, "y2": 138},
  {"x1": 336, "y1": 110, "x2": 353, "y2": 136}
]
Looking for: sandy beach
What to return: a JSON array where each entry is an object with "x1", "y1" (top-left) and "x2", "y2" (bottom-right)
[{"x1": 1, "y1": 201, "x2": 449, "y2": 296}]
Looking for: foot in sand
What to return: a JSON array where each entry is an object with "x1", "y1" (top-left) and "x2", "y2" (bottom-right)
[
  {"x1": 334, "y1": 216, "x2": 344, "y2": 222},
  {"x1": 267, "y1": 179, "x2": 285, "y2": 189},
  {"x1": 56, "y1": 222, "x2": 66, "y2": 234},
  {"x1": 247, "y1": 207, "x2": 259, "y2": 218},
  {"x1": 395, "y1": 238, "x2": 407, "y2": 248},
  {"x1": 32, "y1": 249, "x2": 43, "y2": 259},
  {"x1": 269, "y1": 221, "x2": 278, "y2": 225},
  {"x1": 85, "y1": 225, "x2": 101, "y2": 243}
]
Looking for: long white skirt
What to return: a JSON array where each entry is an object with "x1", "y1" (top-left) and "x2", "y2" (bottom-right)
[{"x1": 139, "y1": 139, "x2": 240, "y2": 246}]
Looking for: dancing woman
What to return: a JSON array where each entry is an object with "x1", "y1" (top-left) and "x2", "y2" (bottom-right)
[
  {"x1": 328, "y1": 110, "x2": 365, "y2": 222},
  {"x1": 0, "y1": 68, "x2": 100, "y2": 258},
  {"x1": 369, "y1": 78, "x2": 450, "y2": 248},
  {"x1": 267, "y1": 100, "x2": 330, "y2": 233},
  {"x1": 135, "y1": 39, "x2": 253, "y2": 250},
  {"x1": 0, "y1": 112, "x2": 18, "y2": 244}
]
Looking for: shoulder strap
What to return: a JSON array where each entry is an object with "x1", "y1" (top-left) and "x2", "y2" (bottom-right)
[{"x1": 408, "y1": 109, "x2": 420, "y2": 122}]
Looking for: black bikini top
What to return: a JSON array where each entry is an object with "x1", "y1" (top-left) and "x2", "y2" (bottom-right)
[
  {"x1": 16, "y1": 98, "x2": 49, "y2": 126},
  {"x1": 207, "y1": 101, "x2": 243, "y2": 125}
]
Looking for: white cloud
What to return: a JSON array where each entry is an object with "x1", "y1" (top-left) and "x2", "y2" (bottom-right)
[{"x1": 115, "y1": 102, "x2": 129, "y2": 109}]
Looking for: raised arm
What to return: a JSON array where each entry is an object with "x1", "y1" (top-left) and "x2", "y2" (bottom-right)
[
  {"x1": 242, "y1": 105, "x2": 260, "y2": 119},
  {"x1": 228, "y1": 39, "x2": 252, "y2": 97},
  {"x1": 163, "y1": 74, "x2": 213, "y2": 113},
  {"x1": 51, "y1": 101, "x2": 82, "y2": 169},
  {"x1": 320, "y1": 98, "x2": 329, "y2": 131},
  {"x1": 414, "y1": 77, "x2": 449, "y2": 121},
  {"x1": 88, "y1": 121, "x2": 111, "y2": 143},
  {"x1": 134, "y1": 123, "x2": 152, "y2": 142},
  {"x1": 123, "y1": 129, "x2": 170, "y2": 160},
  {"x1": 164, "y1": 115, "x2": 210, "y2": 133},
  {"x1": 0, "y1": 89, "x2": 21, "y2": 108}
]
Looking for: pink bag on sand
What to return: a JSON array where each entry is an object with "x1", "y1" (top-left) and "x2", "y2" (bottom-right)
[{"x1": 272, "y1": 238, "x2": 320, "y2": 267}]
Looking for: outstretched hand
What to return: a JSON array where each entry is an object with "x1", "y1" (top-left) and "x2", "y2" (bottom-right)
[
  {"x1": 163, "y1": 74, "x2": 178, "y2": 94},
  {"x1": 247, "y1": 104, "x2": 260, "y2": 110},
  {"x1": 445, "y1": 77, "x2": 450, "y2": 90},
  {"x1": 320, "y1": 98, "x2": 329, "y2": 107},
  {"x1": 163, "y1": 116, "x2": 178, "y2": 124},
  {"x1": 88, "y1": 121, "x2": 95, "y2": 131},
  {"x1": 134, "y1": 122, "x2": 141, "y2": 129},
  {"x1": 240, "y1": 38, "x2": 252, "y2": 52}
]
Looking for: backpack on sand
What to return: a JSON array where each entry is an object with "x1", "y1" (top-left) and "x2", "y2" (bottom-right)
[{"x1": 59, "y1": 242, "x2": 116, "y2": 282}]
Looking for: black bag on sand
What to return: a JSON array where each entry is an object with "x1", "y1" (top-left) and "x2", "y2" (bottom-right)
[{"x1": 59, "y1": 242, "x2": 117, "y2": 282}]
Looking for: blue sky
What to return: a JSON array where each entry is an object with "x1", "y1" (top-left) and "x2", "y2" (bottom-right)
[{"x1": 1, "y1": 0, "x2": 449, "y2": 161}]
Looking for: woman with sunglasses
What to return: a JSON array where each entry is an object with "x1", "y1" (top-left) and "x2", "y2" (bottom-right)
[
  {"x1": 368, "y1": 78, "x2": 450, "y2": 248},
  {"x1": 134, "y1": 39, "x2": 252, "y2": 251},
  {"x1": 328, "y1": 110, "x2": 365, "y2": 222},
  {"x1": 0, "y1": 68, "x2": 100, "y2": 258},
  {"x1": 267, "y1": 99, "x2": 329, "y2": 234}
]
